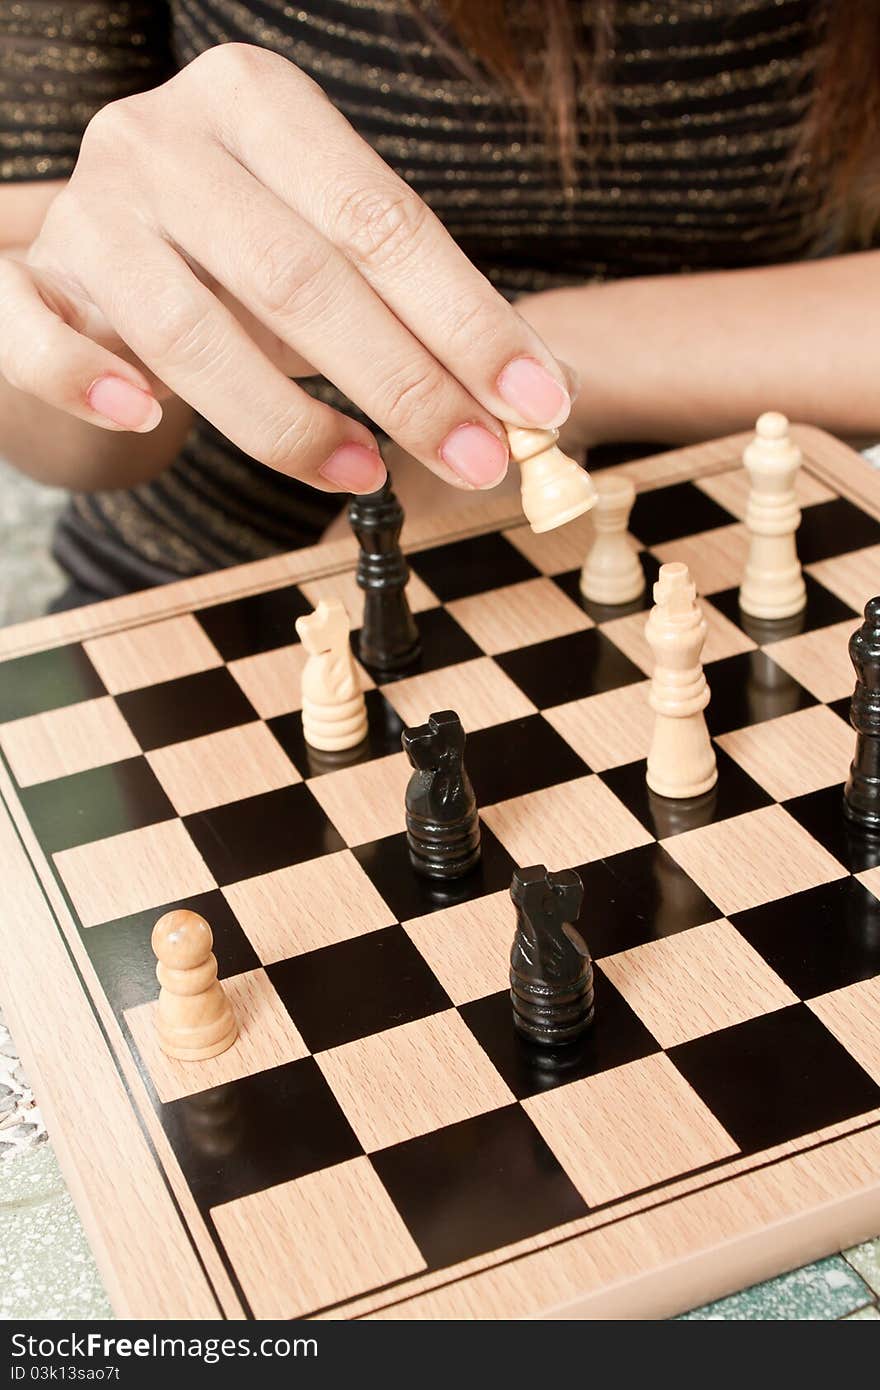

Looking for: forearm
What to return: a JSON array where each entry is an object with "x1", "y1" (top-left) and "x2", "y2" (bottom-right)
[{"x1": 521, "y1": 251, "x2": 880, "y2": 448}]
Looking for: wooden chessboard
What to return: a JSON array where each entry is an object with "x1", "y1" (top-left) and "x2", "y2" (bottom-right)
[{"x1": 1, "y1": 426, "x2": 879, "y2": 1321}]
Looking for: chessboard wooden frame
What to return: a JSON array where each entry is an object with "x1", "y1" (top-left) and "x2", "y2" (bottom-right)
[{"x1": 1, "y1": 424, "x2": 879, "y2": 1321}]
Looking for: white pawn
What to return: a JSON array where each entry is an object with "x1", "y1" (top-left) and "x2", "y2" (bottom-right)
[
  {"x1": 739, "y1": 412, "x2": 807, "y2": 620},
  {"x1": 505, "y1": 424, "x2": 597, "y2": 534},
  {"x1": 645, "y1": 562, "x2": 718, "y2": 799},
  {"x1": 152, "y1": 910, "x2": 238, "y2": 1061},
  {"x1": 295, "y1": 597, "x2": 368, "y2": 752},
  {"x1": 579, "y1": 473, "x2": 645, "y2": 605}
]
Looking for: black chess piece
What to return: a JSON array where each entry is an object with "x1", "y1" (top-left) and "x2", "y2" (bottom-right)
[
  {"x1": 402, "y1": 710, "x2": 481, "y2": 879},
  {"x1": 844, "y1": 596, "x2": 880, "y2": 831},
  {"x1": 349, "y1": 477, "x2": 420, "y2": 673},
  {"x1": 509, "y1": 866, "x2": 595, "y2": 1047}
]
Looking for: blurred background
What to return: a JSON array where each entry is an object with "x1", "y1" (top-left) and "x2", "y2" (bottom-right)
[{"x1": 0, "y1": 457, "x2": 66, "y2": 625}]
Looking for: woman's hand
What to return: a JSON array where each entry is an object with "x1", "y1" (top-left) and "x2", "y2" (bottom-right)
[{"x1": 0, "y1": 43, "x2": 572, "y2": 495}]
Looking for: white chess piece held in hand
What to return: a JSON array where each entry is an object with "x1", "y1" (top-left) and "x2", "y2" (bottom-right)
[{"x1": 504, "y1": 424, "x2": 597, "y2": 533}]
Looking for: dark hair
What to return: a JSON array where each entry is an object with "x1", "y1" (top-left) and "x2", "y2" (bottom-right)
[{"x1": 417, "y1": 1, "x2": 880, "y2": 242}]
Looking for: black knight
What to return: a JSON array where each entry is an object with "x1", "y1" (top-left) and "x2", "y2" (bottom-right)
[
  {"x1": 402, "y1": 710, "x2": 481, "y2": 879},
  {"x1": 510, "y1": 866, "x2": 595, "y2": 1047}
]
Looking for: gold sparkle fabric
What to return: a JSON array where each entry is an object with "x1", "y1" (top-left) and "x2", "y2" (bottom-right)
[{"x1": 0, "y1": 0, "x2": 844, "y2": 595}]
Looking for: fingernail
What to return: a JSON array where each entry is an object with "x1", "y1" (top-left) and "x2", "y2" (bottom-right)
[
  {"x1": 86, "y1": 375, "x2": 162, "y2": 432},
  {"x1": 556, "y1": 358, "x2": 581, "y2": 403},
  {"x1": 497, "y1": 356, "x2": 570, "y2": 427},
  {"x1": 439, "y1": 423, "x2": 508, "y2": 488},
  {"x1": 319, "y1": 443, "x2": 387, "y2": 492}
]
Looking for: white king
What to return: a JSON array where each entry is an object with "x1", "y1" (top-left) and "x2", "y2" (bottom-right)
[{"x1": 645, "y1": 562, "x2": 718, "y2": 799}]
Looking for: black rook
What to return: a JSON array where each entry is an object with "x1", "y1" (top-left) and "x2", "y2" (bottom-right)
[
  {"x1": 349, "y1": 478, "x2": 420, "y2": 673},
  {"x1": 510, "y1": 866, "x2": 595, "y2": 1047},
  {"x1": 844, "y1": 596, "x2": 880, "y2": 830}
]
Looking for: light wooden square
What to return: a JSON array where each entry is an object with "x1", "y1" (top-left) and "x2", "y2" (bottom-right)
[
  {"x1": 382, "y1": 656, "x2": 535, "y2": 733},
  {"x1": 544, "y1": 681, "x2": 653, "y2": 772},
  {"x1": 806, "y1": 545, "x2": 880, "y2": 613},
  {"x1": 696, "y1": 466, "x2": 834, "y2": 521},
  {"x1": 524, "y1": 1054, "x2": 738, "y2": 1206},
  {"x1": 600, "y1": 919, "x2": 797, "y2": 1048},
  {"x1": 503, "y1": 508, "x2": 596, "y2": 575},
  {"x1": 808, "y1": 976, "x2": 880, "y2": 1086},
  {"x1": 481, "y1": 774, "x2": 652, "y2": 867},
  {"x1": 212, "y1": 1157, "x2": 425, "y2": 1320},
  {"x1": 147, "y1": 721, "x2": 299, "y2": 816},
  {"x1": 651, "y1": 524, "x2": 749, "y2": 595},
  {"x1": 716, "y1": 705, "x2": 853, "y2": 802},
  {"x1": 316, "y1": 1010, "x2": 513, "y2": 1152},
  {"x1": 763, "y1": 621, "x2": 859, "y2": 703},
  {"x1": 83, "y1": 615, "x2": 222, "y2": 695},
  {"x1": 308, "y1": 751, "x2": 409, "y2": 846},
  {"x1": 229, "y1": 643, "x2": 374, "y2": 721},
  {"x1": 0, "y1": 696, "x2": 140, "y2": 787},
  {"x1": 403, "y1": 891, "x2": 512, "y2": 1005},
  {"x1": 300, "y1": 569, "x2": 438, "y2": 622},
  {"x1": 857, "y1": 864, "x2": 880, "y2": 904},
  {"x1": 125, "y1": 969, "x2": 308, "y2": 1103},
  {"x1": 226, "y1": 643, "x2": 307, "y2": 720},
  {"x1": 54, "y1": 819, "x2": 216, "y2": 928},
  {"x1": 662, "y1": 804, "x2": 847, "y2": 916},
  {"x1": 223, "y1": 850, "x2": 394, "y2": 963},
  {"x1": 602, "y1": 599, "x2": 754, "y2": 677},
  {"x1": 447, "y1": 578, "x2": 591, "y2": 656}
]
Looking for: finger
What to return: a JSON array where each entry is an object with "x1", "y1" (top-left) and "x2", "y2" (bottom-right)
[
  {"x1": 153, "y1": 148, "x2": 509, "y2": 489},
  {"x1": 210, "y1": 282, "x2": 318, "y2": 378},
  {"x1": 71, "y1": 222, "x2": 386, "y2": 493},
  {"x1": 0, "y1": 258, "x2": 162, "y2": 432},
  {"x1": 205, "y1": 54, "x2": 572, "y2": 430}
]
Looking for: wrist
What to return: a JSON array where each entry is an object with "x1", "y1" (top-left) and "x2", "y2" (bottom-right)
[{"x1": 515, "y1": 281, "x2": 626, "y2": 450}]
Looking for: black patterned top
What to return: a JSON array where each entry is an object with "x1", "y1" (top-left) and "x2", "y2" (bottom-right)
[{"x1": 0, "y1": 1, "x2": 843, "y2": 598}]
